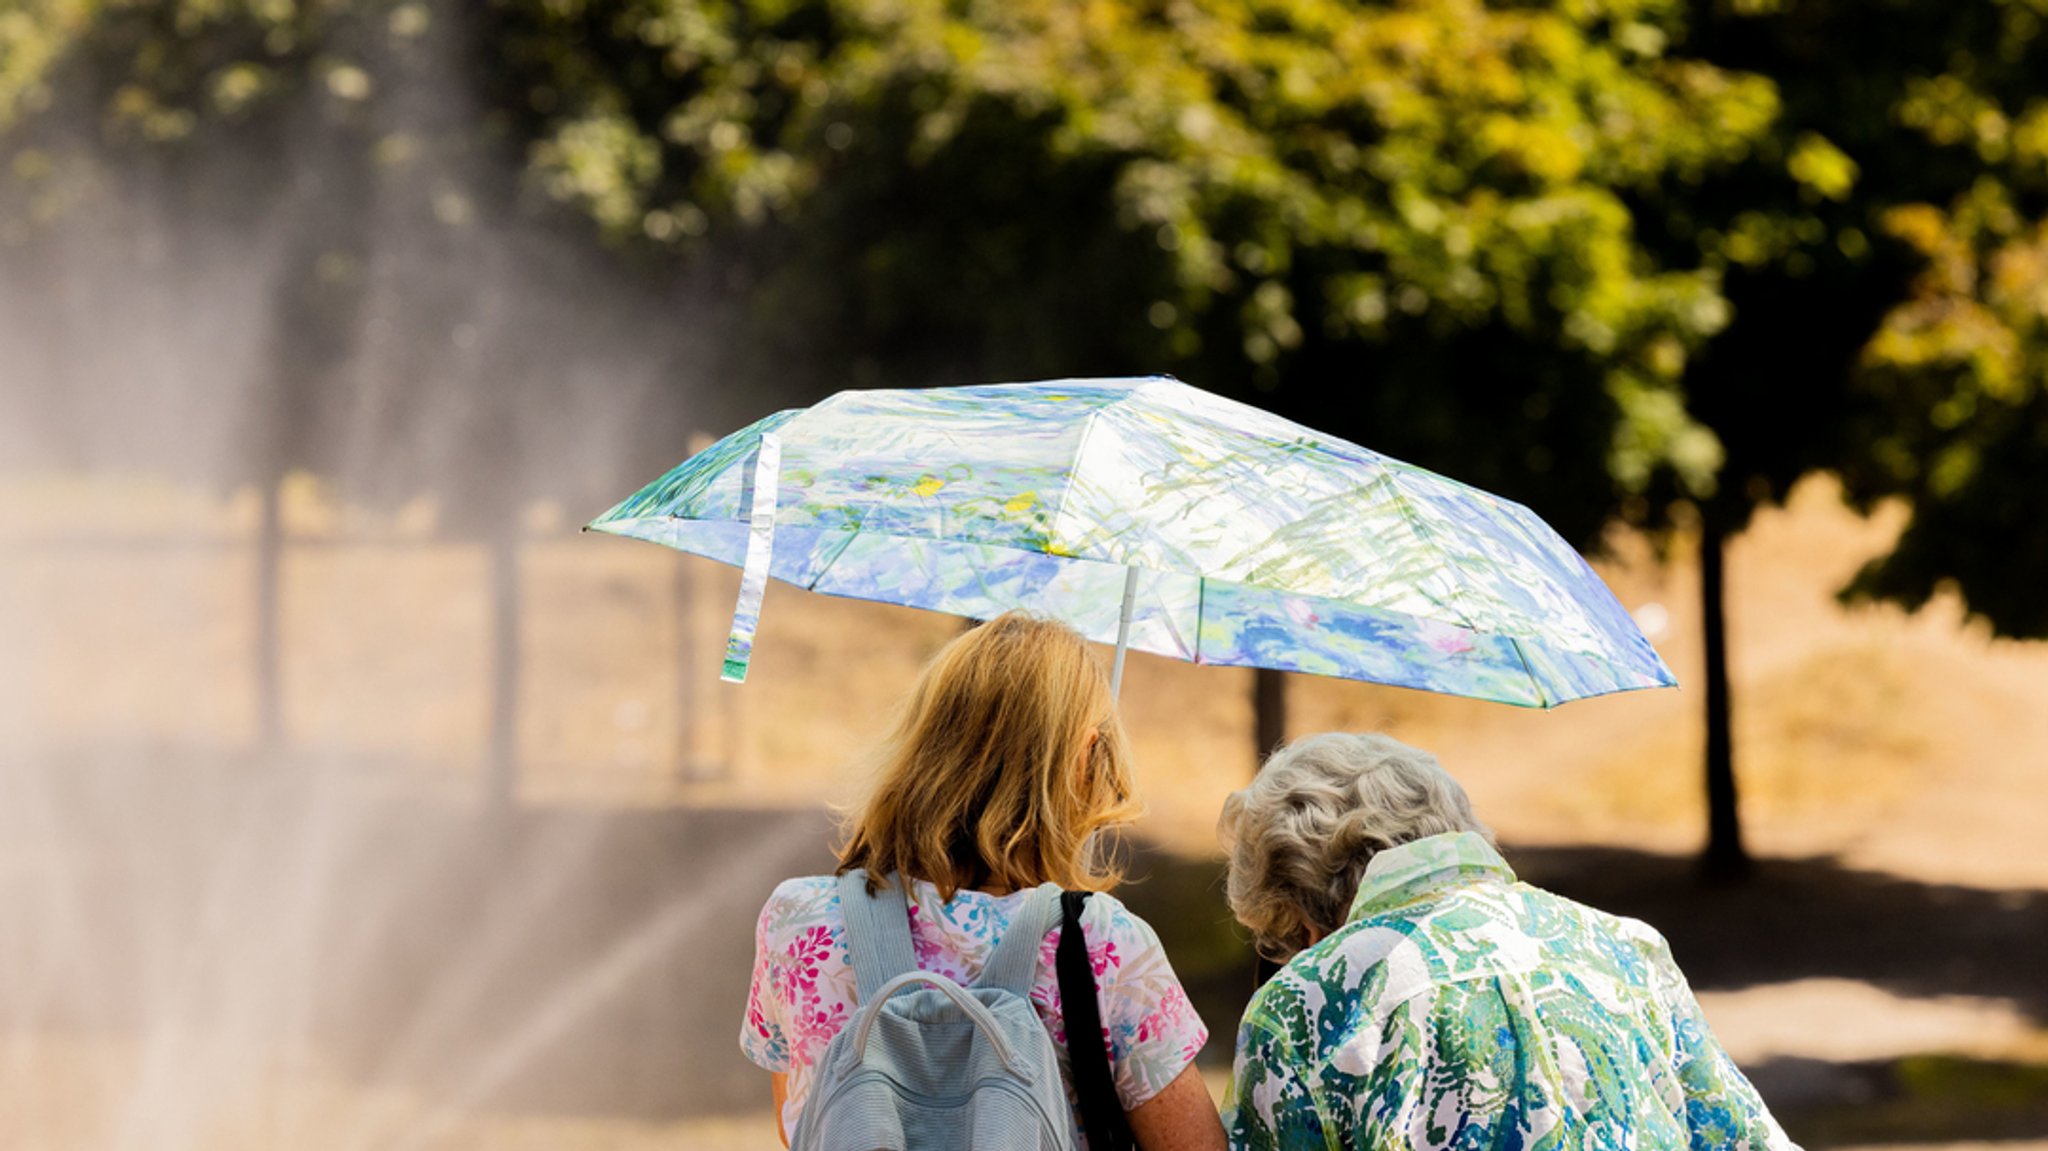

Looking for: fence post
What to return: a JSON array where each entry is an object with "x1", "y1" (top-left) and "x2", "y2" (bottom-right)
[
  {"x1": 675, "y1": 432, "x2": 732, "y2": 783},
  {"x1": 486, "y1": 525, "x2": 522, "y2": 806},
  {"x1": 674, "y1": 552, "x2": 706, "y2": 779},
  {"x1": 254, "y1": 476, "x2": 284, "y2": 756}
]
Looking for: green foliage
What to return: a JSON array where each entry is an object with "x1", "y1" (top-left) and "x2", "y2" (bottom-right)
[
  {"x1": 488, "y1": 0, "x2": 1785, "y2": 541},
  {"x1": 6, "y1": 0, "x2": 2046, "y2": 631},
  {"x1": 1669, "y1": 0, "x2": 2048, "y2": 637},
  {"x1": 0, "y1": 0, "x2": 97, "y2": 131},
  {"x1": 0, "y1": 0, "x2": 385, "y2": 138},
  {"x1": 0, "y1": 0, "x2": 416, "y2": 248},
  {"x1": 0, "y1": 0, "x2": 692, "y2": 527},
  {"x1": 1833, "y1": 2, "x2": 2048, "y2": 636}
]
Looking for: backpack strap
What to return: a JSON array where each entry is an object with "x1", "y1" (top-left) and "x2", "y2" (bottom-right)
[
  {"x1": 836, "y1": 869, "x2": 922, "y2": 1002},
  {"x1": 975, "y1": 882, "x2": 1062, "y2": 996},
  {"x1": 1059, "y1": 891, "x2": 1136, "y2": 1151}
]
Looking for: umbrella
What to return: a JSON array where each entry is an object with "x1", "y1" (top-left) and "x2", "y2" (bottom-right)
[{"x1": 586, "y1": 376, "x2": 1674, "y2": 707}]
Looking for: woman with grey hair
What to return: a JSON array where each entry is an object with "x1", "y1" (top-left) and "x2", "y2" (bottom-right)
[{"x1": 1218, "y1": 733, "x2": 1797, "y2": 1151}]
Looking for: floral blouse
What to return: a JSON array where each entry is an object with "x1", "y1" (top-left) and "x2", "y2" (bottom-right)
[
  {"x1": 1225, "y1": 833, "x2": 1798, "y2": 1151},
  {"x1": 742, "y1": 874, "x2": 1209, "y2": 1141}
]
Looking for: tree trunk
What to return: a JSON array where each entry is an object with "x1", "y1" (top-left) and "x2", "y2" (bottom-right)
[
  {"x1": 1253, "y1": 667, "x2": 1286, "y2": 772},
  {"x1": 1699, "y1": 513, "x2": 1750, "y2": 881},
  {"x1": 1250, "y1": 668, "x2": 1287, "y2": 985},
  {"x1": 485, "y1": 528, "x2": 522, "y2": 807},
  {"x1": 253, "y1": 475, "x2": 284, "y2": 756}
]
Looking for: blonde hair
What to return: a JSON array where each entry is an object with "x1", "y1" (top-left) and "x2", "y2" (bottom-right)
[
  {"x1": 1218, "y1": 732, "x2": 1492, "y2": 961},
  {"x1": 837, "y1": 612, "x2": 1143, "y2": 900}
]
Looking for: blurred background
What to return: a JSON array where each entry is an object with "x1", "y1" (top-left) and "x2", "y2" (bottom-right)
[{"x1": 2, "y1": 1, "x2": 2046, "y2": 1147}]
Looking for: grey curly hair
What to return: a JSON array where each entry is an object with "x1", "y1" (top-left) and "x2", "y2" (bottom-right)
[{"x1": 1218, "y1": 732, "x2": 1493, "y2": 961}]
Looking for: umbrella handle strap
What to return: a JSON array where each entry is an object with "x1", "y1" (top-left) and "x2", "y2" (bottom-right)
[{"x1": 722, "y1": 432, "x2": 783, "y2": 683}]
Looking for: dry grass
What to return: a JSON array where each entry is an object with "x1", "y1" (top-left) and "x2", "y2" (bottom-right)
[
  {"x1": 5, "y1": 470, "x2": 2048, "y2": 1148},
  {"x1": 5, "y1": 469, "x2": 2047, "y2": 878}
]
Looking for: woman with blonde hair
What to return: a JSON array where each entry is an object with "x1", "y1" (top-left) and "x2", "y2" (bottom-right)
[{"x1": 740, "y1": 612, "x2": 1225, "y2": 1149}]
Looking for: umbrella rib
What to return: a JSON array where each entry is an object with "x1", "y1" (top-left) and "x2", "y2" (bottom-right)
[
  {"x1": 1047, "y1": 406, "x2": 1108, "y2": 562},
  {"x1": 801, "y1": 528, "x2": 863, "y2": 592},
  {"x1": 1507, "y1": 638, "x2": 1552, "y2": 709},
  {"x1": 1374, "y1": 469, "x2": 1487, "y2": 636}
]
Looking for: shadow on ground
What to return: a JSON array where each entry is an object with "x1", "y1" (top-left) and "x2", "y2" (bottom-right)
[
  {"x1": 3, "y1": 749, "x2": 2042, "y2": 1144},
  {"x1": 1506, "y1": 845, "x2": 2048, "y2": 1022},
  {"x1": 1744, "y1": 1055, "x2": 2048, "y2": 1145}
]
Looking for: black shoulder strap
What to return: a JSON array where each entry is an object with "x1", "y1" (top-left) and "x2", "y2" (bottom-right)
[{"x1": 1058, "y1": 891, "x2": 1136, "y2": 1151}]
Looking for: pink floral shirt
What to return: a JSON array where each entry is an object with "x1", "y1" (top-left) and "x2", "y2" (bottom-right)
[{"x1": 740, "y1": 875, "x2": 1209, "y2": 1140}]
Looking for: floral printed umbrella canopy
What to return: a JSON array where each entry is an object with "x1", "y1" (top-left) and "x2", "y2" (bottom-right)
[{"x1": 587, "y1": 377, "x2": 1674, "y2": 707}]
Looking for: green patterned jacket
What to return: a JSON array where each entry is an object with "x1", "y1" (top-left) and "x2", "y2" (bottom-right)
[{"x1": 1224, "y1": 833, "x2": 1798, "y2": 1151}]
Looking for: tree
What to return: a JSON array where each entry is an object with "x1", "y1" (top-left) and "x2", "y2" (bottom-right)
[
  {"x1": 1630, "y1": 0, "x2": 2048, "y2": 877},
  {"x1": 492, "y1": 0, "x2": 1774, "y2": 776},
  {"x1": 3, "y1": 0, "x2": 387, "y2": 753},
  {"x1": 0, "y1": 0, "x2": 708, "y2": 797},
  {"x1": 1832, "y1": 6, "x2": 2048, "y2": 640},
  {"x1": 497, "y1": 0, "x2": 2048, "y2": 867},
  {"x1": 18, "y1": 0, "x2": 2040, "y2": 867}
]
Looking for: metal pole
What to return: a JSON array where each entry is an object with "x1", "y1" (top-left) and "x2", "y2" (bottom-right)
[{"x1": 1111, "y1": 566, "x2": 1139, "y2": 699}]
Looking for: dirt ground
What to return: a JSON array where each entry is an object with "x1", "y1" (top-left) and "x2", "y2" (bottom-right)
[{"x1": 2, "y1": 472, "x2": 2045, "y2": 1148}]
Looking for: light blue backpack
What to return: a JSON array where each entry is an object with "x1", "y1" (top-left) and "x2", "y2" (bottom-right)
[{"x1": 790, "y1": 870, "x2": 1077, "y2": 1151}]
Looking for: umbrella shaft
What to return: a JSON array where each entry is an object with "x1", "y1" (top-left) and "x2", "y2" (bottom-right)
[{"x1": 1111, "y1": 566, "x2": 1139, "y2": 699}]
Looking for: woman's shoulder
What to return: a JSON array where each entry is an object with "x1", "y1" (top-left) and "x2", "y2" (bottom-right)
[
  {"x1": 755, "y1": 877, "x2": 1167, "y2": 952},
  {"x1": 1068, "y1": 888, "x2": 1167, "y2": 953},
  {"x1": 754, "y1": 874, "x2": 843, "y2": 935},
  {"x1": 768, "y1": 873, "x2": 841, "y2": 901}
]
